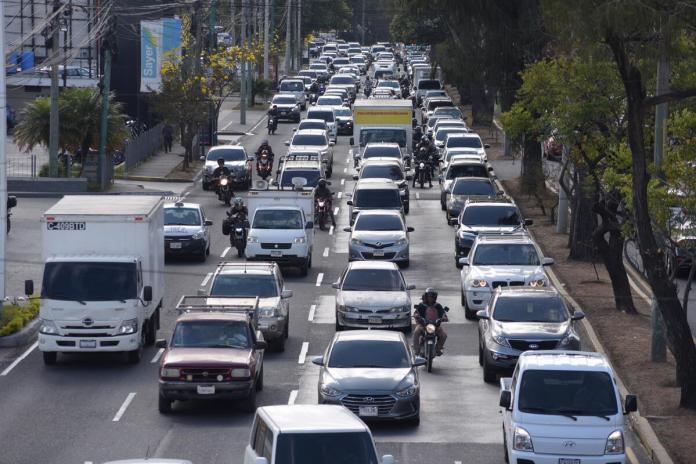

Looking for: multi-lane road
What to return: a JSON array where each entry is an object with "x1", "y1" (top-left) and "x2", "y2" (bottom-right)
[{"x1": 0, "y1": 105, "x2": 649, "y2": 464}]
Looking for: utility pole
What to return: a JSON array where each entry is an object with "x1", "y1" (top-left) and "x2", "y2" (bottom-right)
[
  {"x1": 651, "y1": 17, "x2": 671, "y2": 363},
  {"x1": 209, "y1": 0, "x2": 218, "y2": 145},
  {"x1": 284, "y1": 0, "x2": 291, "y2": 74},
  {"x1": 361, "y1": 0, "x2": 365, "y2": 44},
  {"x1": 239, "y1": 0, "x2": 247, "y2": 124},
  {"x1": 246, "y1": 0, "x2": 253, "y2": 108},
  {"x1": 230, "y1": 0, "x2": 235, "y2": 45},
  {"x1": 296, "y1": 0, "x2": 301, "y2": 70},
  {"x1": 0, "y1": 0, "x2": 8, "y2": 305},
  {"x1": 49, "y1": 0, "x2": 61, "y2": 177},
  {"x1": 263, "y1": 0, "x2": 269, "y2": 80},
  {"x1": 97, "y1": 15, "x2": 115, "y2": 191}
]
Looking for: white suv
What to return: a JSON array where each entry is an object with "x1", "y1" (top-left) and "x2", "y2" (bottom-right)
[
  {"x1": 459, "y1": 233, "x2": 554, "y2": 319},
  {"x1": 500, "y1": 351, "x2": 638, "y2": 464}
]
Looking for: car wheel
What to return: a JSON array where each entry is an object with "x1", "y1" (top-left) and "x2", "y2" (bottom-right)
[
  {"x1": 158, "y1": 394, "x2": 172, "y2": 414},
  {"x1": 408, "y1": 413, "x2": 420, "y2": 426},
  {"x1": 404, "y1": 203, "x2": 410, "y2": 214},
  {"x1": 464, "y1": 296, "x2": 476, "y2": 320},
  {"x1": 299, "y1": 258, "x2": 309, "y2": 276},
  {"x1": 399, "y1": 259, "x2": 410, "y2": 269},
  {"x1": 198, "y1": 248, "x2": 207, "y2": 262},
  {"x1": 503, "y1": 427, "x2": 510, "y2": 463},
  {"x1": 401, "y1": 324, "x2": 412, "y2": 334},
  {"x1": 242, "y1": 387, "x2": 257, "y2": 413},
  {"x1": 284, "y1": 318, "x2": 289, "y2": 339},
  {"x1": 256, "y1": 366, "x2": 264, "y2": 391},
  {"x1": 127, "y1": 329, "x2": 145, "y2": 364},
  {"x1": 145, "y1": 309, "x2": 158, "y2": 345},
  {"x1": 42, "y1": 351, "x2": 57, "y2": 365},
  {"x1": 273, "y1": 337, "x2": 286, "y2": 353},
  {"x1": 482, "y1": 356, "x2": 496, "y2": 383}
]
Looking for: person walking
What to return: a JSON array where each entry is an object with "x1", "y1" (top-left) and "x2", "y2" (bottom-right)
[{"x1": 162, "y1": 124, "x2": 174, "y2": 153}]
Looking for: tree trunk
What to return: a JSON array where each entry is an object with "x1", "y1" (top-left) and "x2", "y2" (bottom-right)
[
  {"x1": 521, "y1": 135, "x2": 544, "y2": 195},
  {"x1": 607, "y1": 32, "x2": 696, "y2": 408},
  {"x1": 469, "y1": 82, "x2": 493, "y2": 125},
  {"x1": 568, "y1": 167, "x2": 596, "y2": 261}
]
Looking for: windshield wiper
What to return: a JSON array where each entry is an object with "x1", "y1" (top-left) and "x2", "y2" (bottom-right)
[
  {"x1": 204, "y1": 344, "x2": 248, "y2": 349},
  {"x1": 51, "y1": 296, "x2": 87, "y2": 305},
  {"x1": 350, "y1": 364, "x2": 386, "y2": 368},
  {"x1": 558, "y1": 409, "x2": 611, "y2": 421},
  {"x1": 520, "y1": 406, "x2": 576, "y2": 420}
]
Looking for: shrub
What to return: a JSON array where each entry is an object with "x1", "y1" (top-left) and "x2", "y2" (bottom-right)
[{"x1": 0, "y1": 298, "x2": 40, "y2": 336}]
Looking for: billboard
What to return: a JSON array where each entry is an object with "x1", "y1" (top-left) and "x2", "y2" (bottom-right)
[{"x1": 140, "y1": 18, "x2": 182, "y2": 92}]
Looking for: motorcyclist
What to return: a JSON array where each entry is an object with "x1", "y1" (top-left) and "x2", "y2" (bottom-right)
[
  {"x1": 255, "y1": 140, "x2": 275, "y2": 165},
  {"x1": 413, "y1": 125, "x2": 423, "y2": 147},
  {"x1": 309, "y1": 80, "x2": 320, "y2": 102},
  {"x1": 413, "y1": 147, "x2": 432, "y2": 187},
  {"x1": 364, "y1": 76, "x2": 373, "y2": 97},
  {"x1": 314, "y1": 179, "x2": 336, "y2": 227},
  {"x1": 226, "y1": 197, "x2": 250, "y2": 242},
  {"x1": 212, "y1": 158, "x2": 231, "y2": 184},
  {"x1": 412, "y1": 287, "x2": 448, "y2": 356}
]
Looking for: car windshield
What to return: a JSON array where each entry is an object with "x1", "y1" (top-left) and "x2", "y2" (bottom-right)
[
  {"x1": 436, "y1": 129, "x2": 468, "y2": 142},
  {"x1": 434, "y1": 108, "x2": 463, "y2": 118},
  {"x1": 360, "y1": 130, "x2": 406, "y2": 147},
  {"x1": 207, "y1": 148, "x2": 246, "y2": 161},
  {"x1": 300, "y1": 122, "x2": 326, "y2": 131},
  {"x1": 418, "y1": 80, "x2": 441, "y2": 90},
  {"x1": 281, "y1": 170, "x2": 321, "y2": 187},
  {"x1": 426, "y1": 91, "x2": 447, "y2": 98},
  {"x1": 350, "y1": 57, "x2": 365, "y2": 63},
  {"x1": 292, "y1": 134, "x2": 327, "y2": 146},
  {"x1": 333, "y1": 108, "x2": 352, "y2": 117},
  {"x1": 252, "y1": 210, "x2": 303, "y2": 229},
  {"x1": 473, "y1": 244, "x2": 540, "y2": 265},
  {"x1": 275, "y1": 432, "x2": 378, "y2": 464},
  {"x1": 518, "y1": 370, "x2": 618, "y2": 417},
  {"x1": 363, "y1": 146, "x2": 400, "y2": 159},
  {"x1": 342, "y1": 269, "x2": 405, "y2": 291},
  {"x1": 493, "y1": 296, "x2": 569, "y2": 323},
  {"x1": 462, "y1": 206, "x2": 521, "y2": 226},
  {"x1": 171, "y1": 320, "x2": 250, "y2": 349},
  {"x1": 447, "y1": 164, "x2": 488, "y2": 179},
  {"x1": 273, "y1": 96, "x2": 297, "y2": 105},
  {"x1": 209, "y1": 274, "x2": 278, "y2": 298},
  {"x1": 309, "y1": 111, "x2": 335, "y2": 123},
  {"x1": 354, "y1": 214, "x2": 403, "y2": 231},
  {"x1": 447, "y1": 137, "x2": 482, "y2": 149},
  {"x1": 428, "y1": 116, "x2": 452, "y2": 128},
  {"x1": 374, "y1": 70, "x2": 393, "y2": 79},
  {"x1": 354, "y1": 189, "x2": 402, "y2": 208},
  {"x1": 331, "y1": 76, "x2": 353, "y2": 85},
  {"x1": 42, "y1": 262, "x2": 137, "y2": 301},
  {"x1": 452, "y1": 179, "x2": 495, "y2": 196},
  {"x1": 165, "y1": 207, "x2": 201, "y2": 226},
  {"x1": 361, "y1": 165, "x2": 404, "y2": 181},
  {"x1": 328, "y1": 340, "x2": 411, "y2": 368},
  {"x1": 280, "y1": 81, "x2": 304, "y2": 92}
]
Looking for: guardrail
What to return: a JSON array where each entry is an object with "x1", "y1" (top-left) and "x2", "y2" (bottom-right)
[{"x1": 123, "y1": 122, "x2": 164, "y2": 176}]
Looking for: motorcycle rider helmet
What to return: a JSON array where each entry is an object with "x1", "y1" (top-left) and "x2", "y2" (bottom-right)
[
  {"x1": 233, "y1": 197, "x2": 243, "y2": 207},
  {"x1": 217, "y1": 157, "x2": 225, "y2": 166},
  {"x1": 419, "y1": 147, "x2": 428, "y2": 156},
  {"x1": 317, "y1": 179, "x2": 327, "y2": 188},
  {"x1": 423, "y1": 287, "x2": 438, "y2": 301}
]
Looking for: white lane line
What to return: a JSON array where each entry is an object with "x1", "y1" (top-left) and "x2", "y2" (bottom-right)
[
  {"x1": 112, "y1": 392, "x2": 137, "y2": 422},
  {"x1": 298, "y1": 342, "x2": 309, "y2": 364},
  {"x1": 316, "y1": 273, "x2": 324, "y2": 287},
  {"x1": 343, "y1": 167, "x2": 347, "y2": 173},
  {"x1": 337, "y1": 192, "x2": 342, "y2": 199},
  {"x1": 220, "y1": 246, "x2": 231, "y2": 258},
  {"x1": 455, "y1": 461, "x2": 462, "y2": 464},
  {"x1": 288, "y1": 389, "x2": 299, "y2": 405},
  {"x1": 201, "y1": 272, "x2": 213, "y2": 287},
  {"x1": 323, "y1": 247, "x2": 329, "y2": 257},
  {"x1": 340, "y1": 178, "x2": 345, "y2": 185},
  {"x1": 182, "y1": 191, "x2": 190, "y2": 199},
  {"x1": 333, "y1": 207, "x2": 339, "y2": 216},
  {"x1": 85, "y1": 461, "x2": 94, "y2": 464},
  {"x1": 329, "y1": 225, "x2": 335, "y2": 235},
  {"x1": 346, "y1": 158, "x2": 350, "y2": 165},
  {"x1": 416, "y1": 192, "x2": 420, "y2": 200},
  {"x1": 0, "y1": 341, "x2": 38, "y2": 376},
  {"x1": 150, "y1": 348, "x2": 164, "y2": 364},
  {"x1": 308, "y1": 304, "x2": 316, "y2": 321}
]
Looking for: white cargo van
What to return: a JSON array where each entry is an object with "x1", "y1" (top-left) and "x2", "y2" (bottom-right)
[
  {"x1": 244, "y1": 405, "x2": 394, "y2": 464},
  {"x1": 500, "y1": 351, "x2": 638, "y2": 464},
  {"x1": 27, "y1": 196, "x2": 165, "y2": 365}
]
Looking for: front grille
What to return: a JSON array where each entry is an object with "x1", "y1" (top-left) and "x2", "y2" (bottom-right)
[
  {"x1": 260, "y1": 243, "x2": 292, "y2": 250},
  {"x1": 507, "y1": 339, "x2": 559, "y2": 351},
  {"x1": 364, "y1": 242, "x2": 395, "y2": 249},
  {"x1": 491, "y1": 281, "x2": 525, "y2": 288},
  {"x1": 63, "y1": 325, "x2": 114, "y2": 330},
  {"x1": 64, "y1": 332, "x2": 112, "y2": 337},
  {"x1": 341, "y1": 394, "x2": 396, "y2": 415},
  {"x1": 362, "y1": 252, "x2": 396, "y2": 259},
  {"x1": 180, "y1": 368, "x2": 231, "y2": 382},
  {"x1": 166, "y1": 235, "x2": 194, "y2": 241}
]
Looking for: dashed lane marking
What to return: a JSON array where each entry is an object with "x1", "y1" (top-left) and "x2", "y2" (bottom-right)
[
  {"x1": 316, "y1": 273, "x2": 324, "y2": 287},
  {"x1": 340, "y1": 178, "x2": 345, "y2": 185},
  {"x1": 337, "y1": 192, "x2": 342, "y2": 199},
  {"x1": 416, "y1": 192, "x2": 420, "y2": 200},
  {"x1": 112, "y1": 392, "x2": 137, "y2": 422},
  {"x1": 323, "y1": 247, "x2": 329, "y2": 257},
  {"x1": 626, "y1": 447, "x2": 638, "y2": 464},
  {"x1": 0, "y1": 341, "x2": 38, "y2": 376},
  {"x1": 298, "y1": 342, "x2": 309, "y2": 364},
  {"x1": 343, "y1": 167, "x2": 347, "y2": 173},
  {"x1": 333, "y1": 207, "x2": 339, "y2": 216},
  {"x1": 220, "y1": 247, "x2": 230, "y2": 258},
  {"x1": 329, "y1": 225, "x2": 335, "y2": 235},
  {"x1": 150, "y1": 348, "x2": 164, "y2": 364},
  {"x1": 308, "y1": 304, "x2": 316, "y2": 322},
  {"x1": 288, "y1": 389, "x2": 298, "y2": 405},
  {"x1": 201, "y1": 272, "x2": 213, "y2": 287}
]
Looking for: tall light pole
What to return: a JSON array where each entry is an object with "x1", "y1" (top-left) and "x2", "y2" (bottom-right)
[
  {"x1": 263, "y1": 0, "x2": 270, "y2": 80},
  {"x1": 284, "y1": 0, "x2": 292, "y2": 74},
  {"x1": 361, "y1": 0, "x2": 365, "y2": 44},
  {"x1": 0, "y1": 0, "x2": 8, "y2": 304},
  {"x1": 240, "y1": 0, "x2": 247, "y2": 124},
  {"x1": 296, "y1": 0, "x2": 301, "y2": 69},
  {"x1": 49, "y1": 0, "x2": 62, "y2": 177}
]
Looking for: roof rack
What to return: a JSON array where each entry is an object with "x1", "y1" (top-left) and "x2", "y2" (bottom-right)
[{"x1": 175, "y1": 295, "x2": 260, "y2": 324}]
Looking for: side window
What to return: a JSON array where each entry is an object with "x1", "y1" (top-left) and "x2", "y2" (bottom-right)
[
  {"x1": 261, "y1": 429, "x2": 274, "y2": 461},
  {"x1": 252, "y1": 418, "x2": 268, "y2": 453},
  {"x1": 137, "y1": 261, "x2": 143, "y2": 287}
]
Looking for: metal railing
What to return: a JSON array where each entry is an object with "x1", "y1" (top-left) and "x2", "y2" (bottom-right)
[
  {"x1": 7, "y1": 154, "x2": 39, "y2": 178},
  {"x1": 123, "y1": 122, "x2": 164, "y2": 176}
]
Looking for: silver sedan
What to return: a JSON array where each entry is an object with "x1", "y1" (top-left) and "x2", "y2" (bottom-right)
[{"x1": 344, "y1": 210, "x2": 414, "y2": 267}]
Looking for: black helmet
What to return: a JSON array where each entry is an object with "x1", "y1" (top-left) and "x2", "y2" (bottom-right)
[
  {"x1": 424, "y1": 287, "x2": 438, "y2": 300},
  {"x1": 217, "y1": 157, "x2": 225, "y2": 164},
  {"x1": 318, "y1": 179, "x2": 327, "y2": 187},
  {"x1": 419, "y1": 147, "x2": 428, "y2": 155}
]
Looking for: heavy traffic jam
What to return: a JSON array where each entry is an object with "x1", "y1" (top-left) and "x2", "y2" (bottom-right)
[{"x1": 8, "y1": 38, "x2": 642, "y2": 464}]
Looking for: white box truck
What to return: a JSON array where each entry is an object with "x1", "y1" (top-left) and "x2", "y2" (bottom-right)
[
  {"x1": 245, "y1": 186, "x2": 315, "y2": 276},
  {"x1": 349, "y1": 100, "x2": 415, "y2": 164},
  {"x1": 26, "y1": 195, "x2": 165, "y2": 365}
]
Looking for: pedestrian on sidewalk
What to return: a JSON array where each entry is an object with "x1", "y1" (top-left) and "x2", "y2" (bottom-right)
[{"x1": 162, "y1": 124, "x2": 174, "y2": 153}]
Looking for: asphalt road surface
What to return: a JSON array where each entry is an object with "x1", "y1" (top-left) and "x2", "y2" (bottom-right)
[{"x1": 0, "y1": 104, "x2": 650, "y2": 464}]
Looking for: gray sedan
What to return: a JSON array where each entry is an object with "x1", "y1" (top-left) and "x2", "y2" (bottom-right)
[
  {"x1": 344, "y1": 210, "x2": 414, "y2": 267},
  {"x1": 312, "y1": 330, "x2": 426, "y2": 424}
]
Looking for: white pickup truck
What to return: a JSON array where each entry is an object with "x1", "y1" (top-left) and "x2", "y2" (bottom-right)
[{"x1": 245, "y1": 185, "x2": 315, "y2": 276}]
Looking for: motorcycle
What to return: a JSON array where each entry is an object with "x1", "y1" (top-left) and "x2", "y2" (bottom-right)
[
  {"x1": 415, "y1": 161, "x2": 431, "y2": 188},
  {"x1": 415, "y1": 306, "x2": 449, "y2": 373},
  {"x1": 228, "y1": 213, "x2": 248, "y2": 257},
  {"x1": 314, "y1": 194, "x2": 333, "y2": 231},
  {"x1": 267, "y1": 115, "x2": 278, "y2": 135},
  {"x1": 256, "y1": 151, "x2": 273, "y2": 180},
  {"x1": 215, "y1": 175, "x2": 233, "y2": 206}
]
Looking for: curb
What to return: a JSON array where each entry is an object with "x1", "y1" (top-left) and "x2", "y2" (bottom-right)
[
  {"x1": 10, "y1": 190, "x2": 176, "y2": 198},
  {"x1": 118, "y1": 175, "x2": 197, "y2": 183},
  {"x1": 0, "y1": 318, "x2": 39, "y2": 348}
]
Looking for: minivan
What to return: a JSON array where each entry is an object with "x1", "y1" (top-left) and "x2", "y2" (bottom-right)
[
  {"x1": 244, "y1": 404, "x2": 394, "y2": 464},
  {"x1": 278, "y1": 79, "x2": 307, "y2": 110}
]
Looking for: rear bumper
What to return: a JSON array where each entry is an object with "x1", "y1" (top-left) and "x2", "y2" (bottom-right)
[{"x1": 165, "y1": 238, "x2": 206, "y2": 255}]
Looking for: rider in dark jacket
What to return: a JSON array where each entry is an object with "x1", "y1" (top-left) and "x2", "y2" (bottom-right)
[
  {"x1": 413, "y1": 287, "x2": 448, "y2": 355},
  {"x1": 314, "y1": 179, "x2": 336, "y2": 227},
  {"x1": 255, "y1": 140, "x2": 275, "y2": 164}
]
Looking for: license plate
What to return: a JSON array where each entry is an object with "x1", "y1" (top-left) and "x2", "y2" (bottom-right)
[
  {"x1": 358, "y1": 406, "x2": 378, "y2": 417},
  {"x1": 372, "y1": 250, "x2": 385, "y2": 257},
  {"x1": 197, "y1": 385, "x2": 215, "y2": 395},
  {"x1": 169, "y1": 242, "x2": 182, "y2": 249},
  {"x1": 79, "y1": 340, "x2": 96, "y2": 348},
  {"x1": 270, "y1": 250, "x2": 283, "y2": 257},
  {"x1": 559, "y1": 460, "x2": 580, "y2": 464},
  {"x1": 368, "y1": 317, "x2": 381, "y2": 324}
]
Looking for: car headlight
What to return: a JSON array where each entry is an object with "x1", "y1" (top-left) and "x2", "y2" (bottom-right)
[
  {"x1": 259, "y1": 307, "x2": 277, "y2": 317},
  {"x1": 118, "y1": 318, "x2": 138, "y2": 334},
  {"x1": 387, "y1": 306, "x2": 405, "y2": 313},
  {"x1": 426, "y1": 324, "x2": 436, "y2": 334},
  {"x1": 605, "y1": 430, "x2": 624, "y2": 454},
  {"x1": 396, "y1": 238, "x2": 408, "y2": 245},
  {"x1": 395, "y1": 385, "x2": 418, "y2": 398},
  {"x1": 513, "y1": 426, "x2": 534, "y2": 452},
  {"x1": 39, "y1": 319, "x2": 59, "y2": 335},
  {"x1": 160, "y1": 367, "x2": 180, "y2": 378},
  {"x1": 343, "y1": 305, "x2": 359, "y2": 313},
  {"x1": 192, "y1": 230, "x2": 205, "y2": 240},
  {"x1": 247, "y1": 236, "x2": 259, "y2": 243},
  {"x1": 558, "y1": 332, "x2": 576, "y2": 347},
  {"x1": 492, "y1": 334, "x2": 511, "y2": 347},
  {"x1": 350, "y1": 238, "x2": 363, "y2": 246},
  {"x1": 320, "y1": 384, "x2": 343, "y2": 398},
  {"x1": 231, "y1": 368, "x2": 251, "y2": 378},
  {"x1": 469, "y1": 279, "x2": 488, "y2": 288},
  {"x1": 528, "y1": 279, "x2": 547, "y2": 287},
  {"x1": 293, "y1": 236, "x2": 306, "y2": 244}
]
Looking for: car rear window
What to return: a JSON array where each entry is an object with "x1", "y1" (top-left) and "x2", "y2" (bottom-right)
[
  {"x1": 447, "y1": 164, "x2": 488, "y2": 178},
  {"x1": 363, "y1": 146, "x2": 400, "y2": 159},
  {"x1": 292, "y1": 134, "x2": 327, "y2": 146},
  {"x1": 447, "y1": 137, "x2": 483, "y2": 149},
  {"x1": 428, "y1": 100, "x2": 453, "y2": 111},
  {"x1": 462, "y1": 206, "x2": 521, "y2": 226},
  {"x1": 342, "y1": 269, "x2": 405, "y2": 291},
  {"x1": 280, "y1": 81, "x2": 304, "y2": 92},
  {"x1": 354, "y1": 188, "x2": 402, "y2": 208},
  {"x1": 452, "y1": 179, "x2": 495, "y2": 196},
  {"x1": 328, "y1": 340, "x2": 410, "y2": 368},
  {"x1": 299, "y1": 121, "x2": 326, "y2": 130},
  {"x1": 331, "y1": 76, "x2": 354, "y2": 85},
  {"x1": 281, "y1": 169, "x2": 321, "y2": 187},
  {"x1": 418, "y1": 79, "x2": 441, "y2": 90},
  {"x1": 308, "y1": 110, "x2": 335, "y2": 123}
]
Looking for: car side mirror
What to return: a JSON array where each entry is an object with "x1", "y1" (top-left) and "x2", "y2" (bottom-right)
[
  {"x1": 143, "y1": 286, "x2": 153, "y2": 302},
  {"x1": 524, "y1": 219, "x2": 534, "y2": 226},
  {"x1": 488, "y1": 166, "x2": 494, "y2": 172},
  {"x1": 24, "y1": 279, "x2": 34, "y2": 296},
  {"x1": 624, "y1": 394, "x2": 638, "y2": 414},
  {"x1": 571, "y1": 310, "x2": 585, "y2": 321},
  {"x1": 484, "y1": 144, "x2": 490, "y2": 149},
  {"x1": 458, "y1": 257, "x2": 469, "y2": 266},
  {"x1": 331, "y1": 281, "x2": 341, "y2": 289},
  {"x1": 199, "y1": 155, "x2": 205, "y2": 161},
  {"x1": 155, "y1": 339, "x2": 167, "y2": 349},
  {"x1": 413, "y1": 356, "x2": 427, "y2": 367},
  {"x1": 305, "y1": 221, "x2": 314, "y2": 229},
  {"x1": 499, "y1": 390, "x2": 511, "y2": 409},
  {"x1": 281, "y1": 289, "x2": 294, "y2": 299},
  {"x1": 346, "y1": 200, "x2": 353, "y2": 206},
  {"x1": 292, "y1": 128, "x2": 297, "y2": 132},
  {"x1": 204, "y1": 219, "x2": 213, "y2": 226},
  {"x1": 407, "y1": 226, "x2": 414, "y2": 232},
  {"x1": 329, "y1": 141, "x2": 335, "y2": 146},
  {"x1": 542, "y1": 257, "x2": 555, "y2": 266},
  {"x1": 407, "y1": 284, "x2": 416, "y2": 290},
  {"x1": 343, "y1": 226, "x2": 352, "y2": 232},
  {"x1": 476, "y1": 310, "x2": 490, "y2": 320},
  {"x1": 255, "y1": 340, "x2": 268, "y2": 350},
  {"x1": 352, "y1": 174, "x2": 359, "y2": 180},
  {"x1": 311, "y1": 356, "x2": 324, "y2": 366},
  {"x1": 349, "y1": 137, "x2": 355, "y2": 145},
  {"x1": 382, "y1": 455, "x2": 395, "y2": 464},
  {"x1": 197, "y1": 288, "x2": 206, "y2": 296},
  {"x1": 284, "y1": 141, "x2": 290, "y2": 146}
]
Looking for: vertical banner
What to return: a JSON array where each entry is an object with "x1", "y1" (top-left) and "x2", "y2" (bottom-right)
[
  {"x1": 161, "y1": 18, "x2": 183, "y2": 64},
  {"x1": 140, "y1": 20, "x2": 162, "y2": 92}
]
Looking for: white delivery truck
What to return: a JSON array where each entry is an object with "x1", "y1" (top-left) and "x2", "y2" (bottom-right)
[
  {"x1": 349, "y1": 99, "x2": 415, "y2": 165},
  {"x1": 26, "y1": 195, "x2": 165, "y2": 365},
  {"x1": 245, "y1": 184, "x2": 315, "y2": 276}
]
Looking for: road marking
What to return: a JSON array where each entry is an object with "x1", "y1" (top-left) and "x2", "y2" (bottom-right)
[
  {"x1": 329, "y1": 225, "x2": 335, "y2": 235},
  {"x1": 181, "y1": 191, "x2": 190, "y2": 199},
  {"x1": 201, "y1": 272, "x2": 213, "y2": 287},
  {"x1": 298, "y1": 342, "x2": 309, "y2": 364},
  {"x1": 343, "y1": 167, "x2": 347, "y2": 173},
  {"x1": 0, "y1": 341, "x2": 38, "y2": 376},
  {"x1": 85, "y1": 461, "x2": 94, "y2": 464},
  {"x1": 416, "y1": 192, "x2": 420, "y2": 200},
  {"x1": 316, "y1": 273, "x2": 324, "y2": 286},
  {"x1": 626, "y1": 447, "x2": 638, "y2": 464},
  {"x1": 150, "y1": 348, "x2": 164, "y2": 364},
  {"x1": 340, "y1": 178, "x2": 345, "y2": 185},
  {"x1": 323, "y1": 247, "x2": 329, "y2": 257},
  {"x1": 337, "y1": 192, "x2": 342, "y2": 199},
  {"x1": 288, "y1": 389, "x2": 298, "y2": 405},
  {"x1": 308, "y1": 304, "x2": 316, "y2": 321},
  {"x1": 455, "y1": 461, "x2": 462, "y2": 464},
  {"x1": 220, "y1": 246, "x2": 230, "y2": 258},
  {"x1": 346, "y1": 158, "x2": 350, "y2": 165},
  {"x1": 333, "y1": 207, "x2": 339, "y2": 216},
  {"x1": 112, "y1": 392, "x2": 137, "y2": 422}
]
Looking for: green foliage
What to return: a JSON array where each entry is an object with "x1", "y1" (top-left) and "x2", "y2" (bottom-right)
[{"x1": 0, "y1": 298, "x2": 40, "y2": 337}]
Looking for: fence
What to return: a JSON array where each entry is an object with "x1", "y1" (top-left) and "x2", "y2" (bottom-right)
[
  {"x1": 7, "y1": 154, "x2": 40, "y2": 178},
  {"x1": 123, "y1": 122, "x2": 164, "y2": 176}
]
